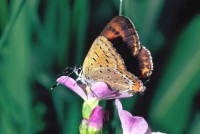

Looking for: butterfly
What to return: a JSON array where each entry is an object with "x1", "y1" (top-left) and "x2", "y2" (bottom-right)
[{"x1": 80, "y1": 16, "x2": 153, "y2": 95}]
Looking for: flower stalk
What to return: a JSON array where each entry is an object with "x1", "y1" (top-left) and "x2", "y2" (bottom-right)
[{"x1": 82, "y1": 97, "x2": 99, "y2": 119}]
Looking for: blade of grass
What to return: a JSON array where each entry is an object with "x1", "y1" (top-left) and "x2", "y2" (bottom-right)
[
  {"x1": 0, "y1": 0, "x2": 26, "y2": 50},
  {"x1": 73, "y1": 0, "x2": 89, "y2": 65},
  {"x1": 57, "y1": 0, "x2": 71, "y2": 67},
  {"x1": 0, "y1": 0, "x2": 33, "y2": 133}
]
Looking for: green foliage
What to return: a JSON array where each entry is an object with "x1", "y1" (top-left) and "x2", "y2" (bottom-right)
[
  {"x1": 0, "y1": 0, "x2": 199, "y2": 134},
  {"x1": 149, "y1": 14, "x2": 200, "y2": 134}
]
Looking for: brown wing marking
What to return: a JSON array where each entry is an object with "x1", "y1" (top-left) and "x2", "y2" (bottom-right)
[{"x1": 100, "y1": 16, "x2": 141, "y2": 56}]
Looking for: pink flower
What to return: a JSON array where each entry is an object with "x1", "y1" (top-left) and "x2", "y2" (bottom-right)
[
  {"x1": 57, "y1": 76, "x2": 132, "y2": 120},
  {"x1": 88, "y1": 106, "x2": 103, "y2": 133},
  {"x1": 56, "y1": 76, "x2": 165, "y2": 134},
  {"x1": 80, "y1": 106, "x2": 103, "y2": 134},
  {"x1": 115, "y1": 99, "x2": 165, "y2": 134},
  {"x1": 56, "y1": 76, "x2": 132, "y2": 102}
]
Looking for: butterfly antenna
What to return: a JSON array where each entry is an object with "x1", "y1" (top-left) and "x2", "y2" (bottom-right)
[
  {"x1": 61, "y1": 67, "x2": 73, "y2": 75},
  {"x1": 51, "y1": 65, "x2": 82, "y2": 90},
  {"x1": 51, "y1": 83, "x2": 60, "y2": 90}
]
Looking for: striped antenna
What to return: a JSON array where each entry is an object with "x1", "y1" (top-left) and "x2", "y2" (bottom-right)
[{"x1": 51, "y1": 83, "x2": 60, "y2": 90}]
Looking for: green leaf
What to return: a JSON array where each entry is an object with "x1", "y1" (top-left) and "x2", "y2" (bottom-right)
[
  {"x1": 72, "y1": 0, "x2": 89, "y2": 65},
  {"x1": 149, "y1": 14, "x2": 200, "y2": 134},
  {"x1": 0, "y1": 0, "x2": 33, "y2": 133},
  {"x1": 0, "y1": 0, "x2": 26, "y2": 50},
  {"x1": 189, "y1": 112, "x2": 200, "y2": 134}
]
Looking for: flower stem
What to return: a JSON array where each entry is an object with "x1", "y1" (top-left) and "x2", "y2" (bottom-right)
[
  {"x1": 119, "y1": 0, "x2": 123, "y2": 16},
  {"x1": 82, "y1": 100, "x2": 99, "y2": 119}
]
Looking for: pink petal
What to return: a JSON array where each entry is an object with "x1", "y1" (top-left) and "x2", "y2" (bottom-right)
[
  {"x1": 90, "y1": 82, "x2": 114, "y2": 99},
  {"x1": 88, "y1": 106, "x2": 103, "y2": 131},
  {"x1": 57, "y1": 76, "x2": 87, "y2": 100},
  {"x1": 91, "y1": 82, "x2": 133, "y2": 100},
  {"x1": 115, "y1": 99, "x2": 149, "y2": 134},
  {"x1": 57, "y1": 76, "x2": 133, "y2": 101}
]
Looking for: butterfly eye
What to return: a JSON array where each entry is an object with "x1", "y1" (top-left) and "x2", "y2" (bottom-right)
[
  {"x1": 72, "y1": 66, "x2": 83, "y2": 76},
  {"x1": 76, "y1": 67, "x2": 82, "y2": 74}
]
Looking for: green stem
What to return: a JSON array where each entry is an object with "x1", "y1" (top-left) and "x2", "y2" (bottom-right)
[
  {"x1": 82, "y1": 100, "x2": 99, "y2": 119},
  {"x1": 119, "y1": 0, "x2": 123, "y2": 16}
]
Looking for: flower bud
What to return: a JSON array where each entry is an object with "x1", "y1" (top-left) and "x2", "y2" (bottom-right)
[{"x1": 88, "y1": 106, "x2": 103, "y2": 134}]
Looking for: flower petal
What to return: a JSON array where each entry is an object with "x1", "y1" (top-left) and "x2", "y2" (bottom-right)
[
  {"x1": 115, "y1": 99, "x2": 148, "y2": 134},
  {"x1": 57, "y1": 76, "x2": 87, "y2": 100},
  {"x1": 90, "y1": 82, "x2": 113, "y2": 99},
  {"x1": 88, "y1": 106, "x2": 103, "y2": 133},
  {"x1": 105, "y1": 92, "x2": 133, "y2": 100},
  {"x1": 91, "y1": 82, "x2": 133, "y2": 100}
]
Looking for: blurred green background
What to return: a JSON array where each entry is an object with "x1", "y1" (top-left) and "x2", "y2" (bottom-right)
[{"x1": 0, "y1": 0, "x2": 200, "y2": 134}]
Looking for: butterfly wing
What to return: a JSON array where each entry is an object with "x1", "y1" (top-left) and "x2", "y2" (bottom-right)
[
  {"x1": 82, "y1": 36, "x2": 125, "y2": 76},
  {"x1": 137, "y1": 46, "x2": 153, "y2": 78},
  {"x1": 82, "y1": 36, "x2": 144, "y2": 93},
  {"x1": 100, "y1": 16, "x2": 141, "y2": 56}
]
